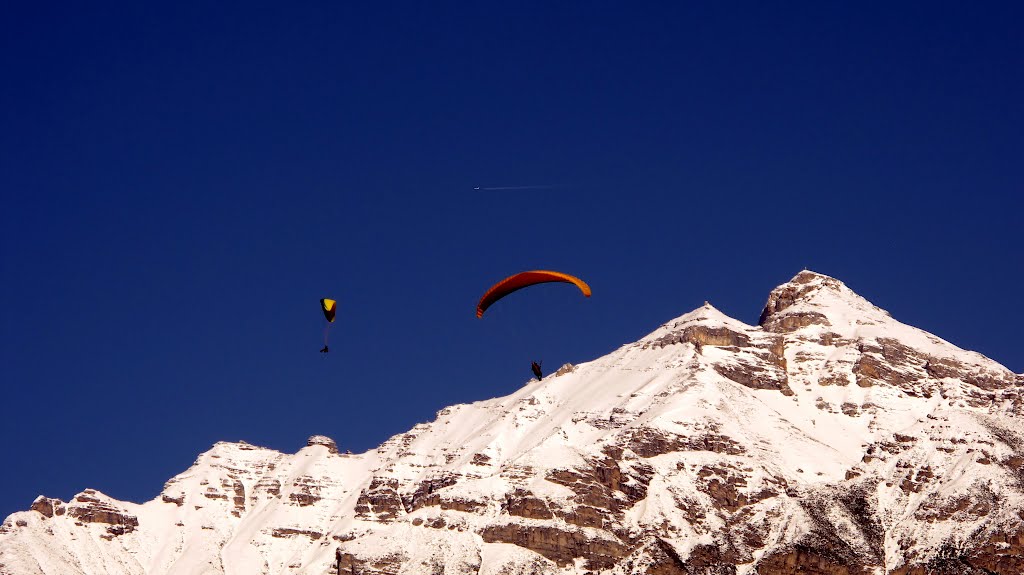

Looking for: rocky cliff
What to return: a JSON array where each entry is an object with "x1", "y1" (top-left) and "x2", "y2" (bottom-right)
[{"x1": 2, "y1": 271, "x2": 1021, "y2": 574}]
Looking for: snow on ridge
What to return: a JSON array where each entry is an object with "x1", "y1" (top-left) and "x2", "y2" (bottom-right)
[
  {"x1": 639, "y1": 301, "x2": 758, "y2": 343},
  {"x1": 760, "y1": 270, "x2": 892, "y2": 328},
  {"x1": 760, "y1": 270, "x2": 1013, "y2": 374}
]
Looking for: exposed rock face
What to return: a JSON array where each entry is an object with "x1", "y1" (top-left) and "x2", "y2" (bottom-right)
[
  {"x1": 2, "y1": 271, "x2": 1022, "y2": 575},
  {"x1": 353, "y1": 477, "x2": 403, "y2": 522},
  {"x1": 288, "y1": 475, "x2": 324, "y2": 507},
  {"x1": 480, "y1": 523, "x2": 627, "y2": 569},
  {"x1": 504, "y1": 489, "x2": 554, "y2": 519},
  {"x1": 555, "y1": 363, "x2": 577, "y2": 376},
  {"x1": 29, "y1": 497, "x2": 64, "y2": 519},
  {"x1": 65, "y1": 491, "x2": 139, "y2": 538},
  {"x1": 758, "y1": 270, "x2": 846, "y2": 331},
  {"x1": 270, "y1": 527, "x2": 322, "y2": 540},
  {"x1": 306, "y1": 435, "x2": 339, "y2": 453},
  {"x1": 757, "y1": 544, "x2": 874, "y2": 575},
  {"x1": 627, "y1": 426, "x2": 745, "y2": 457},
  {"x1": 646, "y1": 324, "x2": 752, "y2": 349}
]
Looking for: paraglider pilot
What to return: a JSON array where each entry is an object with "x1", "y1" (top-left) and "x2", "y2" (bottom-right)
[
  {"x1": 531, "y1": 361, "x2": 543, "y2": 381},
  {"x1": 320, "y1": 298, "x2": 336, "y2": 355}
]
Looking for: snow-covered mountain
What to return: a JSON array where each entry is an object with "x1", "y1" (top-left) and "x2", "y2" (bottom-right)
[{"x1": 3, "y1": 271, "x2": 1022, "y2": 574}]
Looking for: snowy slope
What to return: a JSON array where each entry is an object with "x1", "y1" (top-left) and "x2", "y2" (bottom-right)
[{"x1": 2, "y1": 271, "x2": 1022, "y2": 575}]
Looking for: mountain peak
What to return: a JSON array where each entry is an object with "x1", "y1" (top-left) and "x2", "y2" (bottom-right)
[
  {"x1": 790, "y1": 269, "x2": 838, "y2": 285},
  {"x1": 640, "y1": 300, "x2": 754, "y2": 345},
  {"x1": 758, "y1": 270, "x2": 890, "y2": 334}
]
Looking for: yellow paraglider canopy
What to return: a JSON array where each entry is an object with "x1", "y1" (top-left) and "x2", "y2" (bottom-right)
[{"x1": 320, "y1": 298, "x2": 337, "y2": 323}]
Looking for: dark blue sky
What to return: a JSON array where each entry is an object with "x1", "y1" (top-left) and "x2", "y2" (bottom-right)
[{"x1": 2, "y1": 2, "x2": 1021, "y2": 518}]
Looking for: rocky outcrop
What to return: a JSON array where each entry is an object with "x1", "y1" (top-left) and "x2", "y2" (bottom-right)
[
  {"x1": 288, "y1": 475, "x2": 325, "y2": 507},
  {"x1": 758, "y1": 271, "x2": 845, "y2": 329},
  {"x1": 626, "y1": 427, "x2": 745, "y2": 457},
  {"x1": 546, "y1": 454, "x2": 651, "y2": 516},
  {"x1": 695, "y1": 464, "x2": 779, "y2": 512},
  {"x1": 253, "y1": 477, "x2": 281, "y2": 500},
  {"x1": 29, "y1": 497, "x2": 64, "y2": 519},
  {"x1": 756, "y1": 544, "x2": 874, "y2": 575},
  {"x1": 713, "y1": 360, "x2": 793, "y2": 395},
  {"x1": 66, "y1": 490, "x2": 138, "y2": 537},
  {"x1": 924, "y1": 356, "x2": 1016, "y2": 391},
  {"x1": 306, "y1": 435, "x2": 339, "y2": 453},
  {"x1": 555, "y1": 363, "x2": 577, "y2": 376},
  {"x1": 480, "y1": 524, "x2": 627, "y2": 570},
  {"x1": 270, "y1": 527, "x2": 322, "y2": 540},
  {"x1": 354, "y1": 477, "x2": 403, "y2": 522},
  {"x1": 762, "y1": 310, "x2": 832, "y2": 333},
  {"x1": 403, "y1": 474, "x2": 459, "y2": 512},
  {"x1": 337, "y1": 551, "x2": 404, "y2": 575},
  {"x1": 504, "y1": 489, "x2": 554, "y2": 519},
  {"x1": 888, "y1": 529, "x2": 1024, "y2": 574},
  {"x1": 646, "y1": 325, "x2": 751, "y2": 350}
]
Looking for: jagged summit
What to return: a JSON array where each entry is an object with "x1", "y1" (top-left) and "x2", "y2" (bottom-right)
[
  {"x1": 758, "y1": 270, "x2": 891, "y2": 334},
  {"x1": 643, "y1": 271, "x2": 890, "y2": 345},
  {"x1": 758, "y1": 271, "x2": 1017, "y2": 387},
  {"x1": 650, "y1": 270, "x2": 891, "y2": 344},
  {"x1": 2, "y1": 271, "x2": 1022, "y2": 575}
]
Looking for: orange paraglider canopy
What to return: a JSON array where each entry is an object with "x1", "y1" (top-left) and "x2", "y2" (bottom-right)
[{"x1": 476, "y1": 270, "x2": 591, "y2": 318}]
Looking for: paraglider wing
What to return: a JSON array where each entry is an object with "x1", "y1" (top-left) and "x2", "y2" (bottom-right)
[
  {"x1": 320, "y1": 298, "x2": 337, "y2": 323},
  {"x1": 476, "y1": 270, "x2": 591, "y2": 318}
]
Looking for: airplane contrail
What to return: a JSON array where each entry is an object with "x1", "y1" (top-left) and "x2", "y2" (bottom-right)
[{"x1": 473, "y1": 185, "x2": 561, "y2": 190}]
